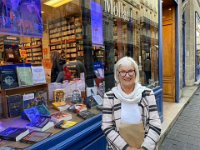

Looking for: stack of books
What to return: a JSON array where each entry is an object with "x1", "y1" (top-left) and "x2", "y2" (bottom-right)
[
  {"x1": 0, "y1": 127, "x2": 29, "y2": 141},
  {"x1": 26, "y1": 116, "x2": 54, "y2": 132}
]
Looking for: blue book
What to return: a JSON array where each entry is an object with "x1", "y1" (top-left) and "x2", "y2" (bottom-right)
[
  {"x1": 23, "y1": 105, "x2": 51, "y2": 122},
  {"x1": 26, "y1": 116, "x2": 54, "y2": 132},
  {"x1": 0, "y1": 68, "x2": 18, "y2": 89},
  {"x1": 0, "y1": 127, "x2": 29, "y2": 141},
  {"x1": 7, "y1": 94, "x2": 23, "y2": 117}
]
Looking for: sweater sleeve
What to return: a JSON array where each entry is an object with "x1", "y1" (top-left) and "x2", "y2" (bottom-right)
[
  {"x1": 101, "y1": 93, "x2": 129, "y2": 150},
  {"x1": 141, "y1": 92, "x2": 162, "y2": 150}
]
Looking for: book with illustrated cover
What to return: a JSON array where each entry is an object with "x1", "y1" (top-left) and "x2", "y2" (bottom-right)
[
  {"x1": 31, "y1": 66, "x2": 46, "y2": 84},
  {"x1": 77, "y1": 110, "x2": 95, "y2": 120},
  {"x1": 36, "y1": 104, "x2": 51, "y2": 117},
  {"x1": 23, "y1": 98, "x2": 36, "y2": 110},
  {"x1": 0, "y1": 68, "x2": 18, "y2": 89},
  {"x1": 52, "y1": 102, "x2": 70, "y2": 111},
  {"x1": 55, "y1": 121, "x2": 77, "y2": 129},
  {"x1": 23, "y1": 105, "x2": 51, "y2": 121},
  {"x1": 21, "y1": 131, "x2": 52, "y2": 144},
  {"x1": 7, "y1": 94, "x2": 23, "y2": 117},
  {"x1": 34, "y1": 90, "x2": 48, "y2": 106},
  {"x1": 0, "y1": 127, "x2": 29, "y2": 141},
  {"x1": 51, "y1": 112, "x2": 72, "y2": 123},
  {"x1": 26, "y1": 116, "x2": 54, "y2": 132},
  {"x1": 16, "y1": 66, "x2": 33, "y2": 86},
  {"x1": 53, "y1": 89, "x2": 65, "y2": 102}
]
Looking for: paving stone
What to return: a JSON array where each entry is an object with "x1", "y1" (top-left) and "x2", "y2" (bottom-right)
[{"x1": 159, "y1": 88, "x2": 200, "y2": 150}]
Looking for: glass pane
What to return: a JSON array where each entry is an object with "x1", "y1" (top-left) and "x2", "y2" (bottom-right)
[{"x1": 103, "y1": 0, "x2": 159, "y2": 89}]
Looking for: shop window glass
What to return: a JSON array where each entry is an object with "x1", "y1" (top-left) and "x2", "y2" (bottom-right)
[{"x1": 102, "y1": 0, "x2": 159, "y2": 89}]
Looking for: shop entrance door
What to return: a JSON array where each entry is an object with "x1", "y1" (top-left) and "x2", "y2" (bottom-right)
[{"x1": 162, "y1": 6, "x2": 176, "y2": 102}]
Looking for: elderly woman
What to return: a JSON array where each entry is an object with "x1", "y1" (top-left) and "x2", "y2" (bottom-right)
[{"x1": 101, "y1": 57, "x2": 161, "y2": 150}]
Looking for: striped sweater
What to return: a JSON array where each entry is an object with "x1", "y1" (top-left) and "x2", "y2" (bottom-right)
[{"x1": 101, "y1": 90, "x2": 161, "y2": 150}]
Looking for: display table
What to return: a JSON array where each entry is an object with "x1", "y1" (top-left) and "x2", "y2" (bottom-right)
[{"x1": 0, "y1": 108, "x2": 106, "y2": 150}]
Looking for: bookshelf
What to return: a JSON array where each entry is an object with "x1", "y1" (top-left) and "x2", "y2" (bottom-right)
[
  {"x1": 20, "y1": 38, "x2": 43, "y2": 65},
  {"x1": 1, "y1": 83, "x2": 48, "y2": 118},
  {"x1": 48, "y1": 16, "x2": 83, "y2": 61}
]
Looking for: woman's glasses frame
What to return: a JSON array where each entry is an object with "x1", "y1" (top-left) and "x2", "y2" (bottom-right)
[{"x1": 118, "y1": 70, "x2": 135, "y2": 77}]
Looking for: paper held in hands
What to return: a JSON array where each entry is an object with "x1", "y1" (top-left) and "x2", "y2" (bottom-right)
[{"x1": 119, "y1": 122, "x2": 144, "y2": 149}]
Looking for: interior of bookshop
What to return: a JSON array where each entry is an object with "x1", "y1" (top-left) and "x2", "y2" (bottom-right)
[{"x1": 0, "y1": 0, "x2": 159, "y2": 149}]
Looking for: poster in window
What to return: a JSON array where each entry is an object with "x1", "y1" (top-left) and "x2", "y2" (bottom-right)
[
  {"x1": 0, "y1": 0, "x2": 42, "y2": 37},
  {"x1": 91, "y1": 1, "x2": 103, "y2": 46}
]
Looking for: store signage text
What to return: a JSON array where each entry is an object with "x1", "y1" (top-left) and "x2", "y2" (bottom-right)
[{"x1": 104, "y1": 0, "x2": 133, "y2": 21}]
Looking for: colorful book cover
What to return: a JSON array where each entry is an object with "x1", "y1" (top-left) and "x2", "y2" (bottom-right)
[
  {"x1": 0, "y1": 68, "x2": 18, "y2": 89},
  {"x1": 77, "y1": 110, "x2": 95, "y2": 120},
  {"x1": 16, "y1": 67, "x2": 33, "y2": 86},
  {"x1": 21, "y1": 131, "x2": 52, "y2": 144},
  {"x1": 7, "y1": 94, "x2": 23, "y2": 117},
  {"x1": 0, "y1": 127, "x2": 29, "y2": 141},
  {"x1": 36, "y1": 104, "x2": 51, "y2": 117},
  {"x1": 26, "y1": 116, "x2": 50, "y2": 128},
  {"x1": 59, "y1": 121, "x2": 77, "y2": 129},
  {"x1": 23, "y1": 105, "x2": 51, "y2": 121},
  {"x1": 23, "y1": 107, "x2": 40, "y2": 122},
  {"x1": 51, "y1": 112, "x2": 72, "y2": 123},
  {"x1": 26, "y1": 117, "x2": 54, "y2": 132},
  {"x1": 23, "y1": 99, "x2": 36, "y2": 110},
  {"x1": 53, "y1": 89, "x2": 65, "y2": 102},
  {"x1": 34, "y1": 90, "x2": 48, "y2": 106},
  {"x1": 31, "y1": 66, "x2": 46, "y2": 84}
]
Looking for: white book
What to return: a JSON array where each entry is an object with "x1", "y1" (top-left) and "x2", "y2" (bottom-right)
[{"x1": 31, "y1": 66, "x2": 46, "y2": 84}]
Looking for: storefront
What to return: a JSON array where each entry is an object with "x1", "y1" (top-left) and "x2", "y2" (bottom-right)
[{"x1": 0, "y1": 0, "x2": 163, "y2": 149}]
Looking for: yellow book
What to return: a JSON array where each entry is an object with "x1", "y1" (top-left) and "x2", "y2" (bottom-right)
[
  {"x1": 52, "y1": 102, "x2": 69, "y2": 111},
  {"x1": 60, "y1": 121, "x2": 77, "y2": 129}
]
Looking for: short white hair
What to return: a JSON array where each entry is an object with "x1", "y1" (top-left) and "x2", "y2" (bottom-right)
[{"x1": 114, "y1": 56, "x2": 140, "y2": 83}]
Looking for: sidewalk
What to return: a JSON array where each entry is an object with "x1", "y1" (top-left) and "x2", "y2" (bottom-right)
[{"x1": 158, "y1": 85, "x2": 199, "y2": 149}]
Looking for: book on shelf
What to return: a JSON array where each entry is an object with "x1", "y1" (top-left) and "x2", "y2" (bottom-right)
[
  {"x1": 7, "y1": 94, "x2": 23, "y2": 117},
  {"x1": 26, "y1": 116, "x2": 54, "y2": 132},
  {"x1": 21, "y1": 131, "x2": 52, "y2": 144},
  {"x1": 23, "y1": 93, "x2": 36, "y2": 110},
  {"x1": 16, "y1": 66, "x2": 33, "y2": 86},
  {"x1": 0, "y1": 67, "x2": 19, "y2": 89},
  {"x1": 0, "y1": 127, "x2": 29, "y2": 141},
  {"x1": 51, "y1": 111, "x2": 72, "y2": 123},
  {"x1": 55, "y1": 120, "x2": 77, "y2": 129},
  {"x1": 31, "y1": 66, "x2": 46, "y2": 84}
]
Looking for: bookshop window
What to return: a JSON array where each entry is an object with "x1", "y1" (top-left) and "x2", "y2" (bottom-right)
[{"x1": 103, "y1": 0, "x2": 159, "y2": 88}]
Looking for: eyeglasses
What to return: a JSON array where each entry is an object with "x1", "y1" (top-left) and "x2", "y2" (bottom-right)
[{"x1": 118, "y1": 70, "x2": 135, "y2": 77}]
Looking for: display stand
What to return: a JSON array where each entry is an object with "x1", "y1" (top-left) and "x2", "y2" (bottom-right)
[{"x1": 1, "y1": 83, "x2": 48, "y2": 118}]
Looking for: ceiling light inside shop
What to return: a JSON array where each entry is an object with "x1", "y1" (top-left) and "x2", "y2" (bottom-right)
[{"x1": 44, "y1": 0, "x2": 73, "y2": 8}]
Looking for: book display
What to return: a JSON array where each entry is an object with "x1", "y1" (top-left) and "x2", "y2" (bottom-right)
[{"x1": 19, "y1": 38, "x2": 43, "y2": 65}]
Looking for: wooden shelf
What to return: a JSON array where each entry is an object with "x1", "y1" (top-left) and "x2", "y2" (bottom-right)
[
  {"x1": 1, "y1": 83, "x2": 48, "y2": 118},
  {"x1": 49, "y1": 16, "x2": 83, "y2": 62},
  {"x1": 20, "y1": 38, "x2": 43, "y2": 65}
]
